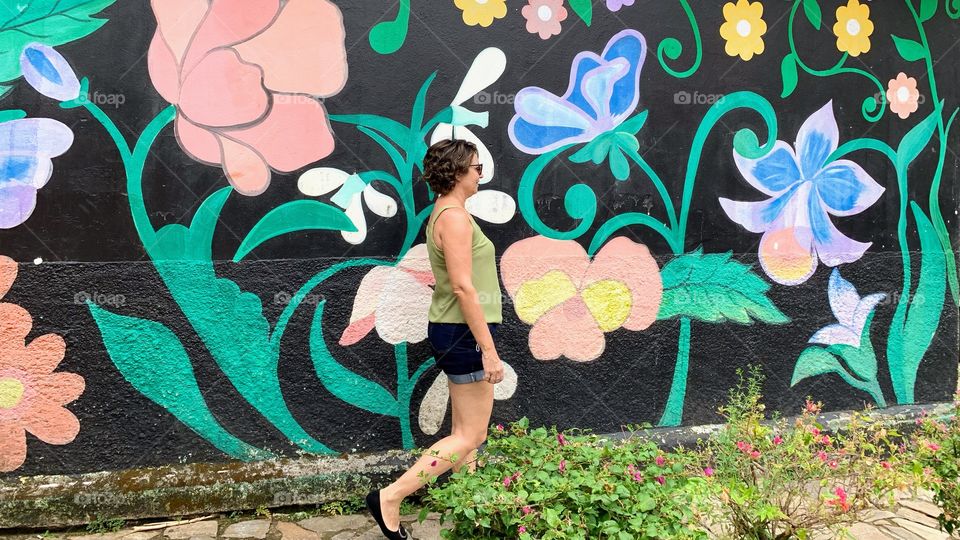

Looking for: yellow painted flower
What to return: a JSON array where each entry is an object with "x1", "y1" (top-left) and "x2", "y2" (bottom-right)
[
  {"x1": 454, "y1": 0, "x2": 507, "y2": 27},
  {"x1": 833, "y1": 0, "x2": 873, "y2": 57},
  {"x1": 719, "y1": 0, "x2": 767, "y2": 61}
]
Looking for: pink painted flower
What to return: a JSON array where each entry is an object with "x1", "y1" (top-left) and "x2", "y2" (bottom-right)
[
  {"x1": 521, "y1": 0, "x2": 567, "y2": 40},
  {"x1": 886, "y1": 72, "x2": 920, "y2": 120},
  {"x1": 0, "y1": 256, "x2": 85, "y2": 472},
  {"x1": 147, "y1": 0, "x2": 348, "y2": 195},
  {"x1": 500, "y1": 236, "x2": 662, "y2": 362},
  {"x1": 703, "y1": 467, "x2": 714, "y2": 477},
  {"x1": 655, "y1": 455, "x2": 666, "y2": 466},
  {"x1": 340, "y1": 245, "x2": 434, "y2": 345}
]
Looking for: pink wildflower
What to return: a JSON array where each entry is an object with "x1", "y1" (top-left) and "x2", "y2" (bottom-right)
[
  {"x1": 503, "y1": 476, "x2": 512, "y2": 487},
  {"x1": 519, "y1": 525, "x2": 527, "y2": 534},
  {"x1": 736, "y1": 441, "x2": 750, "y2": 452},
  {"x1": 811, "y1": 427, "x2": 821, "y2": 436},
  {"x1": 522, "y1": 505, "x2": 532, "y2": 515},
  {"x1": 805, "y1": 399, "x2": 821, "y2": 414},
  {"x1": 558, "y1": 460, "x2": 566, "y2": 473},
  {"x1": 656, "y1": 476, "x2": 665, "y2": 485},
  {"x1": 557, "y1": 433, "x2": 567, "y2": 446},
  {"x1": 928, "y1": 443, "x2": 941, "y2": 451},
  {"x1": 750, "y1": 450, "x2": 761, "y2": 460},
  {"x1": 828, "y1": 460, "x2": 838, "y2": 469},
  {"x1": 655, "y1": 455, "x2": 666, "y2": 466},
  {"x1": 772, "y1": 435, "x2": 783, "y2": 446},
  {"x1": 881, "y1": 461, "x2": 892, "y2": 469},
  {"x1": 820, "y1": 435, "x2": 832, "y2": 445},
  {"x1": 827, "y1": 486, "x2": 851, "y2": 512},
  {"x1": 703, "y1": 467, "x2": 714, "y2": 477},
  {"x1": 817, "y1": 451, "x2": 828, "y2": 461}
]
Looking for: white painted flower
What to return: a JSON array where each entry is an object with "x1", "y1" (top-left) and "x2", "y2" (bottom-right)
[
  {"x1": 418, "y1": 361, "x2": 518, "y2": 435},
  {"x1": 809, "y1": 268, "x2": 885, "y2": 347},
  {"x1": 430, "y1": 47, "x2": 516, "y2": 224},
  {"x1": 297, "y1": 167, "x2": 398, "y2": 245}
]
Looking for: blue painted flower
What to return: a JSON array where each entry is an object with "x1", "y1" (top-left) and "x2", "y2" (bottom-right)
[
  {"x1": 19, "y1": 43, "x2": 81, "y2": 102},
  {"x1": 0, "y1": 118, "x2": 75, "y2": 229},
  {"x1": 809, "y1": 269, "x2": 885, "y2": 347},
  {"x1": 719, "y1": 101, "x2": 884, "y2": 285},
  {"x1": 508, "y1": 29, "x2": 646, "y2": 155}
]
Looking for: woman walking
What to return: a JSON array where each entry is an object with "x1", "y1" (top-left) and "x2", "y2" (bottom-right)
[{"x1": 365, "y1": 139, "x2": 504, "y2": 539}]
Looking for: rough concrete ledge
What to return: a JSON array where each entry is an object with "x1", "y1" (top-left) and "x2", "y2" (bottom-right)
[{"x1": 1, "y1": 402, "x2": 953, "y2": 530}]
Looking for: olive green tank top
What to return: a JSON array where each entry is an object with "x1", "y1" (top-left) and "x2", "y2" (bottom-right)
[{"x1": 426, "y1": 206, "x2": 503, "y2": 323}]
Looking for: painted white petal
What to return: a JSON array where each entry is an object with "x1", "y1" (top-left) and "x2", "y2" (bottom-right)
[
  {"x1": 451, "y1": 47, "x2": 507, "y2": 106},
  {"x1": 375, "y1": 270, "x2": 432, "y2": 344},
  {"x1": 398, "y1": 243, "x2": 431, "y2": 273},
  {"x1": 431, "y1": 124, "x2": 495, "y2": 184},
  {"x1": 809, "y1": 324, "x2": 860, "y2": 347},
  {"x1": 827, "y1": 268, "x2": 860, "y2": 328},
  {"x1": 851, "y1": 292, "x2": 886, "y2": 336},
  {"x1": 298, "y1": 167, "x2": 348, "y2": 197},
  {"x1": 466, "y1": 190, "x2": 516, "y2": 224},
  {"x1": 346, "y1": 266, "x2": 391, "y2": 323},
  {"x1": 493, "y1": 361, "x2": 518, "y2": 400},
  {"x1": 363, "y1": 184, "x2": 398, "y2": 218},
  {"x1": 340, "y1": 193, "x2": 367, "y2": 245},
  {"x1": 418, "y1": 373, "x2": 450, "y2": 435}
]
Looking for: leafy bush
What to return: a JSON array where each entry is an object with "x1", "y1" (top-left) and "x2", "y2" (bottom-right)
[
  {"x1": 909, "y1": 394, "x2": 960, "y2": 535},
  {"x1": 424, "y1": 418, "x2": 706, "y2": 539},
  {"x1": 689, "y1": 367, "x2": 907, "y2": 539}
]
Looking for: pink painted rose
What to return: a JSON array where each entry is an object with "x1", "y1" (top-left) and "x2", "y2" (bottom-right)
[
  {"x1": 500, "y1": 236, "x2": 662, "y2": 362},
  {"x1": 0, "y1": 256, "x2": 85, "y2": 472},
  {"x1": 147, "y1": 0, "x2": 348, "y2": 195}
]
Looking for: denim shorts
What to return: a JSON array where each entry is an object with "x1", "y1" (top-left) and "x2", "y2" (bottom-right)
[{"x1": 427, "y1": 322, "x2": 499, "y2": 384}]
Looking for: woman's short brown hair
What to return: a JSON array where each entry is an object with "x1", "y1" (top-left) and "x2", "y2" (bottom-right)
[{"x1": 422, "y1": 139, "x2": 477, "y2": 196}]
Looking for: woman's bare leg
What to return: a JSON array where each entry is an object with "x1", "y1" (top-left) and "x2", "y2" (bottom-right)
[{"x1": 378, "y1": 379, "x2": 493, "y2": 531}]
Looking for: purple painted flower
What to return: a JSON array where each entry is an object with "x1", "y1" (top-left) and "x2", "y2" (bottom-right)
[
  {"x1": 20, "y1": 44, "x2": 81, "y2": 102},
  {"x1": 508, "y1": 29, "x2": 646, "y2": 154},
  {"x1": 0, "y1": 118, "x2": 74, "y2": 229},
  {"x1": 606, "y1": 0, "x2": 635, "y2": 11},
  {"x1": 719, "y1": 101, "x2": 884, "y2": 285},
  {"x1": 809, "y1": 269, "x2": 885, "y2": 347}
]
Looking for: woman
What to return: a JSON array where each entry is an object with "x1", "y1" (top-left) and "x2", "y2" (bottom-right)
[{"x1": 365, "y1": 139, "x2": 505, "y2": 539}]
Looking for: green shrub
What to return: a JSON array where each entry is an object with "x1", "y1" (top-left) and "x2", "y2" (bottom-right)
[
  {"x1": 688, "y1": 367, "x2": 907, "y2": 540},
  {"x1": 909, "y1": 394, "x2": 960, "y2": 535},
  {"x1": 424, "y1": 418, "x2": 706, "y2": 539}
]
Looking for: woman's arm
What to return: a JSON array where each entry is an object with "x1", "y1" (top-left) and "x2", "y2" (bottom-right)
[{"x1": 436, "y1": 208, "x2": 504, "y2": 383}]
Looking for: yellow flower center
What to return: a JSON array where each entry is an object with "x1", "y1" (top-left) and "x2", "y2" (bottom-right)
[
  {"x1": 0, "y1": 377, "x2": 25, "y2": 409},
  {"x1": 736, "y1": 19, "x2": 752, "y2": 37},
  {"x1": 514, "y1": 270, "x2": 577, "y2": 323},
  {"x1": 537, "y1": 5, "x2": 552, "y2": 21},
  {"x1": 896, "y1": 87, "x2": 910, "y2": 103},
  {"x1": 581, "y1": 280, "x2": 632, "y2": 332},
  {"x1": 846, "y1": 18, "x2": 861, "y2": 36}
]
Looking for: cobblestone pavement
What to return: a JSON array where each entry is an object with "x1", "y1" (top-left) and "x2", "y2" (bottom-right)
[{"x1": 0, "y1": 488, "x2": 955, "y2": 540}]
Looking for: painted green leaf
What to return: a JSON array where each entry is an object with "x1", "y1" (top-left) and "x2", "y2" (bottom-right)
[
  {"x1": 801, "y1": 0, "x2": 822, "y2": 29},
  {"x1": 896, "y1": 107, "x2": 940, "y2": 174},
  {"x1": 891, "y1": 34, "x2": 927, "y2": 62},
  {"x1": 780, "y1": 54, "x2": 799, "y2": 99},
  {"x1": 88, "y1": 302, "x2": 272, "y2": 460},
  {"x1": 824, "y1": 311, "x2": 879, "y2": 382},
  {"x1": 0, "y1": 109, "x2": 26, "y2": 122},
  {"x1": 657, "y1": 250, "x2": 789, "y2": 324},
  {"x1": 791, "y1": 346, "x2": 885, "y2": 407},
  {"x1": 568, "y1": 0, "x2": 593, "y2": 26},
  {"x1": 920, "y1": 0, "x2": 937, "y2": 21},
  {"x1": 309, "y1": 300, "x2": 400, "y2": 417},
  {"x1": 234, "y1": 200, "x2": 355, "y2": 262},
  {"x1": 0, "y1": 0, "x2": 117, "y2": 85},
  {"x1": 368, "y1": 0, "x2": 410, "y2": 54}
]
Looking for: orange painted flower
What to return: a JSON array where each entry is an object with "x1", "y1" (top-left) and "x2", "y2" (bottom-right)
[
  {"x1": 0, "y1": 256, "x2": 84, "y2": 472},
  {"x1": 886, "y1": 72, "x2": 920, "y2": 120},
  {"x1": 833, "y1": 0, "x2": 873, "y2": 57},
  {"x1": 147, "y1": 0, "x2": 348, "y2": 196},
  {"x1": 500, "y1": 236, "x2": 662, "y2": 361}
]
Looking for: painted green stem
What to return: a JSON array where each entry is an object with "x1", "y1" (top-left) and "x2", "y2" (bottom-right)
[
  {"x1": 656, "y1": 0, "x2": 702, "y2": 78},
  {"x1": 395, "y1": 343, "x2": 414, "y2": 448},
  {"x1": 659, "y1": 317, "x2": 691, "y2": 426}
]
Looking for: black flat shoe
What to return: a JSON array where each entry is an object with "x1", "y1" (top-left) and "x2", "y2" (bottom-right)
[{"x1": 365, "y1": 490, "x2": 408, "y2": 539}]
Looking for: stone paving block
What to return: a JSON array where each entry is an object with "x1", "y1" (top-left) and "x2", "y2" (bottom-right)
[
  {"x1": 298, "y1": 515, "x2": 371, "y2": 534},
  {"x1": 122, "y1": 532, "x2": 161, "y2": 540},
  {"x1": 186, "y1": 536, "x2": 215, "y2": 540},
  {"x1": 862, "y1": 509, "x2": 900, "y2": 524},
  {"x1": 222, "y1": 520, "x2": 271, "y2": 539},
  {"x1": 843, "y1": 523, "x2": 892, "y2": 540},
  {"x1": 892, "y1": 518, "x2": 950, "y2": 540},
  {"x1": 163, "y1": 521, "x2": 218, "y2": 540},
  {"x1": 405, "y1": 519, "x2": 442, "y2": 540},
  {"x1": 876, "y1": 524, "x2": 924, "y2": 540},
  {"x1": 896, "y1": 506, "x2": 942, "y2": 529},
  {"x1": 274, "y1": 522, "x2": 318, "y2": 540},
  {"x1": 898, "y1": 498, "x2": 943, "y2": 519}
]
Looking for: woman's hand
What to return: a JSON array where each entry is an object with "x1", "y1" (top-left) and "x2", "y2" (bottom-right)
[{"x1": 482, "y1": 349, "x2": 504, "y2": 384}]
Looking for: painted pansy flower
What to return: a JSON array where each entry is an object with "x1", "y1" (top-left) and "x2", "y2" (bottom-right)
[
  {"x1": 19, "y1": 44, "x2": 81, "y2": 102},
  {"x1": 508, "y1": 29, "x2": 647, "y2": 166},
  {"x1": 0, "y1": 256, "x2": 85, "y2": 472},
  {"x1": 298, "y1": 167, "x2": 398, "y2": 245},
  {"x1": 339, "y1": 245, "x2": 434, "y2": 346},
  {"x1": 720, "y1": 102, "x2": 884, "y2": 286},
  {"x1": 418, "y1": 362, "x2": 517, "y2": 435},
  {"x1": 0, "y1": 117, "x2": 75, "y2": 229},
  {"x1": 833, "y1": 0, "x2": 873, "y2": 57},
  {"x1": 886, "y1": 72, "x2": 920, "y2": 120},
  {"x1": 430, "y1": 48, "x2": 516, "y2": 224},
  {"x1": 719, "y1": 0, "x2": 767, "y2": 61},
  {"x1": 500, "y1": 236, "x2": 662, "y2": 362},
  {"x1": 809, "y1": 269, "x2": 885, "y2": 348}
]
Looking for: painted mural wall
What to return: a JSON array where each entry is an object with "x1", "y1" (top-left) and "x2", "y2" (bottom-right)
[{"x1": 0, "y1": 0, "x2": 957, "y2": 477}]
